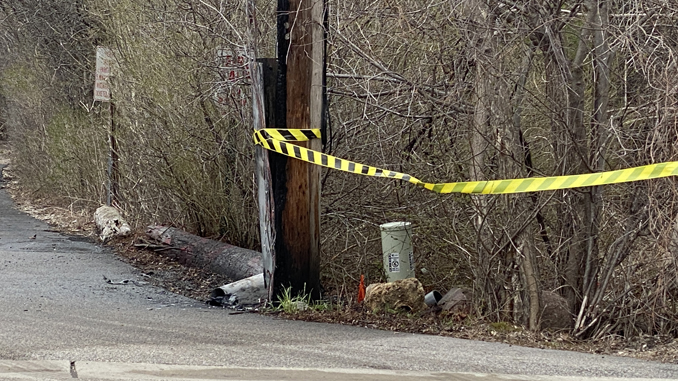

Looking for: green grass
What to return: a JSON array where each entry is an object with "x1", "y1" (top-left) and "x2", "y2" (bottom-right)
[{"x1": 274, "y1": 285, "x2": 329, "y2": 313}]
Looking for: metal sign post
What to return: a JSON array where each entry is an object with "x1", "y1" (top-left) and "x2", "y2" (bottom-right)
[{"x1": 94, "y1": 46, "x2": 117, "y2": 206}]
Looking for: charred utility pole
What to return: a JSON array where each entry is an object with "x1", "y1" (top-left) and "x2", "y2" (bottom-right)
[{"x1": 268, "y1": 0, "x2": 326, "y2": 299}]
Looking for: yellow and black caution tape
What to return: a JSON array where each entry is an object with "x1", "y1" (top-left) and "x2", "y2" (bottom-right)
[{"x1": 253, "y1": 128, "x2": 678, "y2": 194}]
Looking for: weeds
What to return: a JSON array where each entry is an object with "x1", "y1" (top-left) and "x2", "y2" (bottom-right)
[{"x1": 274, "y1": 285, "x2": 330, "y2": 314}]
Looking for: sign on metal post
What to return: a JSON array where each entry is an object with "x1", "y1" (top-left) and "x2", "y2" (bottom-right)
[
  {"x1": 94, "y1": 46, "x2": 113, "y2": 102},
  {"x1": 93, "y1": 46, "x2": 118, "y2": 206}
]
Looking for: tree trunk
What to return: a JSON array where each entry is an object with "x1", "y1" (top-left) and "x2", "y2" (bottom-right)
[
  {"x1": 465, "y1": 1, "x2": 543, "y2": 327},
  {"x1": 466, "y1": 0, "x2": 498, "y2": 318},
  {"x1": 509, "y1": 51, "x2": 542, "y2": 331},
  {"x1": 516, "y1": 229, "x2": 541, "y2": 330},
  {"x1": 533, "y1": 6, "x2": 597, "y2": 317}
]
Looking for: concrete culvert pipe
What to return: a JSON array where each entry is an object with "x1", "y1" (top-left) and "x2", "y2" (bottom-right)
[{"x1": 209, "y1": 273, "x2": 266, "y2": 307}]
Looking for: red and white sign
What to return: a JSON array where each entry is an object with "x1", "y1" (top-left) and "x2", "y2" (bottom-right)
[
  {"x1": 214, "y1": 48, "x2": 250, "y2": 108},
  {"x1": 216, "y1": 48, "x2": 250, "y2": 83},
  {"x1": 94, "y1": 46, "x2": 113, "y2": 102}
]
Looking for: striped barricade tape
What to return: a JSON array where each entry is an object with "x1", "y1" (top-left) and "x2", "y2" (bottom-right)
[{"x1": 253, "y1": 128, "x2": 678, "y2": 194}]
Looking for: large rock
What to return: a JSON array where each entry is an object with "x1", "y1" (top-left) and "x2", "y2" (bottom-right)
[
  {"x1": 364, "y1": 278, "x2": 426, "y2": 313},
  {"x1": 541, "y1": 290, "x2": 572, "y2": 331},
  {"x1": 94, "y1": 205, "x2": 131, "y2": 242},
  {"x1": 438, "y1": 287, "x2": 470, "y2": 314}
]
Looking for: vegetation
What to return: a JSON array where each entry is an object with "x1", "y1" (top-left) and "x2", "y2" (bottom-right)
[
  {"x1": 274, "y1": 285, "x2": 331, "y2": 314},
  {"x1": 1, "y1": 0, "x2": 678, "y2": 340}
]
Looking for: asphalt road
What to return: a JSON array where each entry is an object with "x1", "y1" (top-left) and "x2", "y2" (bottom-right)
[{"x1": 1, "y1": 163, "x2": 678, "y2": 381}]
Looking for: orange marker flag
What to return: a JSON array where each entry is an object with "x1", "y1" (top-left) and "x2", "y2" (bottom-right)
[{"x1": 357, "y1": 274, "x2": 366, "y2": 303}]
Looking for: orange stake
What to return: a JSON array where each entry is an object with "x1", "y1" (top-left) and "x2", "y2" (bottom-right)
[{"x1": 357, "y1": 274, "x2": 365, "y2": 303}]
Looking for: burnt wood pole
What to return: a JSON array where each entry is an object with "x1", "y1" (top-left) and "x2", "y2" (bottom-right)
[
  {"x1": 272, "y1": 0, "x2": 325, "y2": 299},
  {"x1": 246, "y1": 1, "x2": 276, "y2": 300},
  {"x1": 257, "y1": 58, "x2": 279, "y2": 299}
]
